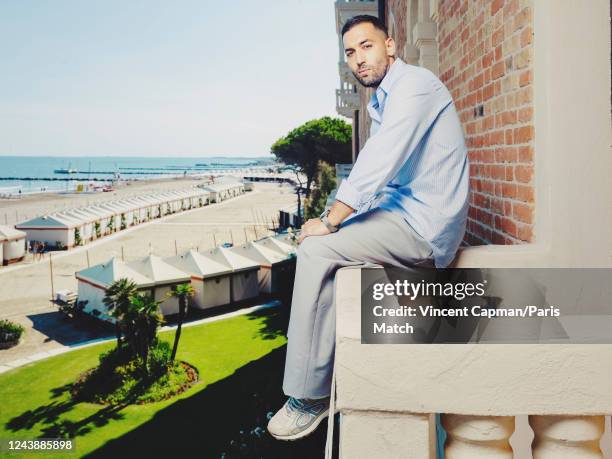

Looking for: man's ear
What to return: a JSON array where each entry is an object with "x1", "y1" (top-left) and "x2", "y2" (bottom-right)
[{"x1": 385, "y1": 37, "x2": 397, "y2": 58}]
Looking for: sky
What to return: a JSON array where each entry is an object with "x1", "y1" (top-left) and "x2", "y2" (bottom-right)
[{"x1": 0, "y1": 0, "x2": 343, "y2": 157}]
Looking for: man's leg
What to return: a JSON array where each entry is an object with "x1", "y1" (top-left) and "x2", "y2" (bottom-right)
[{"x1": 282, "y1": 207, "x2": 433, "y2": 399}]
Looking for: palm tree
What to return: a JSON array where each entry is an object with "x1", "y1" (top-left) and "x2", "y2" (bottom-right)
[
  {"x1": 126, "y1": 292, "x2": 164, "y2": 374},
  {"x1": 103, "y1": 278, "x2": 138, "y2": 346},
  {"x1": 168, "y1": 283, "x2": 195, "y2": 363}
]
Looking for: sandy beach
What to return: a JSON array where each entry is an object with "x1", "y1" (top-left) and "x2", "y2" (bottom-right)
[{"x1": 0, "y1": 181, "x2": 297, "y2": 366}]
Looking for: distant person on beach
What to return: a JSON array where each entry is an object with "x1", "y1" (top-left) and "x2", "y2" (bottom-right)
[{"x1": 268, "y1": 15, "x2": 469, "y2": 440}]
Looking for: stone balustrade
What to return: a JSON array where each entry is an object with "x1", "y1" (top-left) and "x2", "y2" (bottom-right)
[{"x1": 334, "y1": 266, "x2": 612, "y2": 458}]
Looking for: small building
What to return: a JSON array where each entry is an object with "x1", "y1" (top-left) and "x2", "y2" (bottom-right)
[
  {"x1": 16, "y1": 213, "x2": 82, "y2": 249},
  {"x1": 75, "y1": 257, "x2": 154, "y2": 321},
  {"x1": 265, "y1": 233, "x2": 297, "y2": 256},
  {"x1": 230, "y1": 240, "x2": 295, "y2": 294},
  {"x1": 127, "y1": 255, "x2": 191, "y2": 316},
  {"x1": 164, "y1": 249, "x2": 233, "y2": 310},
  {"x1": 201, "y1": 180, "x2": 245, "y2": 203},
  {"x1": 0, "y1": 225, "x2": 27, "y2": 265},
  {"x1": 212, "y1": 247, "x2": 260, "y2": 302}
]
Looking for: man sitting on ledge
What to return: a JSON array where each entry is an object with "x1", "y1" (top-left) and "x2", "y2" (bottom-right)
[{"x1": 268, "y1": 14, "x2": 469, "y2": 440}]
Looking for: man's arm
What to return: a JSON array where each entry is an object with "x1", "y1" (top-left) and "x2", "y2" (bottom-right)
[
  {"x1": 297, "y1": 74, "x2": 452, "y2": 244},
  {"x1": 296, "y1": 200, "x2": 353, "y2": 243}
]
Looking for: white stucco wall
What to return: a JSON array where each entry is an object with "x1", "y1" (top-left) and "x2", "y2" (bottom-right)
[
  {"x1": 3, "y1": 238, "x2": 25, "y2": 262},
  {"x1": 231, "y1": 269, "x2": 259, "y2": 302},
  {"x1": 194, "y1": 276, "x2": 231, "y2": 309}
]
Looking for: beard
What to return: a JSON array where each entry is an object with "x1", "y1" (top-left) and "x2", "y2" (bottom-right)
[{"x1": 353, "y1": 62, "x2": 389, "y2": 87}]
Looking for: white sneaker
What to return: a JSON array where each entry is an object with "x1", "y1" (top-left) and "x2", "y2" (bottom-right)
[{"x1": 267, "y1": 396, "x2": 330, "y2": 441}]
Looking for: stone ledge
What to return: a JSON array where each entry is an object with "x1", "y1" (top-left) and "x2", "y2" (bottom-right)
[{"x1": 334, "y1": 266, "x2": 612, "y2": 416}]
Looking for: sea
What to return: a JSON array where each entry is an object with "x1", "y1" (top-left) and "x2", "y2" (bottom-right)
[{"x1": 0, "y1": 156, "x2": 274, "y2": 195}]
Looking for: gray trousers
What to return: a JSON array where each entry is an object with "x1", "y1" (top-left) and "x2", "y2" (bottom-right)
[{"x1": 282, "y1": 207, "x2": 434, "y2": 399}]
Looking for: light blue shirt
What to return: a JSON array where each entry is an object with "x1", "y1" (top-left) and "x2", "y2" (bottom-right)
[{"x1": 335, "y1": 58, "x2": 469, "y2": 268}]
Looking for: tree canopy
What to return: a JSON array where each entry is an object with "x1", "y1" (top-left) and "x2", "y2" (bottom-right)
[{"x1": 271, "y1": 116, "x2": 351, "y2": 197}]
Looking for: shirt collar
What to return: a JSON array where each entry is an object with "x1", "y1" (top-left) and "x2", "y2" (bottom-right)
[{"x1": 368, "y1": 57, "x2": 406, "y2": 120}]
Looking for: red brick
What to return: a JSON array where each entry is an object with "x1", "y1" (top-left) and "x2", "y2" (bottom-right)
[
  {"x1": 518, "y1": 145, "x2": 533, "y2": 162},
  {"x1": 504, "y1": 200, "x2": 512, "y2": 216},
  {"x1": 501, "y1": 183, "x2": 517, "y2": 199},
  {"x1": 518, "y1": 107, "x2": 533, "y2": 123},
  {"x1": 492, "y1": 61, "x2": 505, "y2": 79},
  {"x1": 492, "y1": 26, "x2": 504, "y2": 47},
  {"x1": 491, "y1": 165, "x2": 505, "y2": 180},
  {"x1": 492, "y1": 230, "x2": 507, "y2": 245},
  {"x1": 514, "y1": 165, "x2": 534, "y2": 183},
  {"x1": 490, "y1": 130, "x2": 505, "y2": 145},
  {"x1": 495, "y1": 45, "x2": 502, "y2": 61},
  {"x1": 515, "y1": 7, "x2": 532, "y2": 31},
  {"x1": 492, "y1": 197, "x2": 504, "y2": 214},
  {"x1": 494, "y1": 182, "x2": 503, "y2": 197},
  {"x1": 501, "y1": 110, "x2": 517, "y2": 125},
  {"x1": 520, "y1": 26, "x2": 533, "y2": 47},
  {"x1": 500, "y1": 217, "x2": 517, "y2": 236},
  {"x1": 516, "y1": 184, "x2": 534, "y2": 203},
  {"x1": 491, "y1": 0, "x2": 504, "y2": 16},
  {"x1": 514, "y1": 125, "x2": 534, "y2": 143},
  {"x1": 481, "y1": 179, "x2": 494, "y2": 194},
  {"x1": 519, "y1": 70, "x2": 532, "y2": 87},
  {"x1": 517, "y1": 223, "x2": 533, "y2": 242},
  {"x1": 495, "y1": 147, "x2": 518, "y2": 162},
  {"x1": 513, "y1": 202, "x2": 534, "y2": 224}
]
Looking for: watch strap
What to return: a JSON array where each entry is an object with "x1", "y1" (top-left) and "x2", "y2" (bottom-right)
[{"x1": 321, "y1": 214, "x2": 339, "y2": 233}]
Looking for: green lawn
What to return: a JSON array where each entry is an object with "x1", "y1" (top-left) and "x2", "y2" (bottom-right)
[{"x1": 0, "y1": 307, "x2": 292, "y2": 458}]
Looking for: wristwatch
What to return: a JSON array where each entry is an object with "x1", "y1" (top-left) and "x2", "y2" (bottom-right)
[{"x1": 319, "y1": 209, "x2": 339, "y2": 233}]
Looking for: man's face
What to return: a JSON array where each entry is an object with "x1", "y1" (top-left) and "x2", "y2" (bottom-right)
[{"x1": 343, "y1": 22, "x2": 396, "y2": 88}]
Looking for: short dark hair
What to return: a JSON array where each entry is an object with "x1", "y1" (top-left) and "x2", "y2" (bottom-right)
[{"x1": 341, "y1": 15, "x2": 388, "y2": 38}]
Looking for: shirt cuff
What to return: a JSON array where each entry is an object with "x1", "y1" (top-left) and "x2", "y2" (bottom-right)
[{"x1": 335, "y1": 179, "x2": 367, "y2": 211}]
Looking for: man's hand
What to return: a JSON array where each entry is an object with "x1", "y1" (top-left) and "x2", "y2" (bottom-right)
[{"x1": 297, "y1": 218, "x2": 330, "y2": 244}]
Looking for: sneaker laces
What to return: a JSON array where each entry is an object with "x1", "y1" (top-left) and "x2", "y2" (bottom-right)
[{"x1": 287, "y1": 396, "x2": 327, "y2": 415}]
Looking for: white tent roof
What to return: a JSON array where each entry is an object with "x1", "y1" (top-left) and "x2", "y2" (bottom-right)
[
  {"x1": 230, "y1": 241, "x2": 288, "y2": 266},
  {"x1": 0, "y1": 225, "x2": 26, "y2": 242},
  {"x1": 127, "y1": 255, "x2": 190, "y2": 284},
  {"x1": 201, "y1": 182, "x2": 242, "y2": 193},
  {"x1": 165, "y1": 249, "x2": 233, "y2": 277},
  {"x1": 62, "y1": 208, "x2": 99, "y2": 224},
  {"x1": 99, "y1": 201, "x2": 131, "y2": 213},
  {"x1": 257, "y1": 235, "x2": 296, "y2": 255},
  {"x1": 255, "y1": 237, "x2": 296, "y2": 258},
  {"x1": 16, "y1": 212, "x2": 81, "y2": 230},
  {"x1": 76, "y1": 257, "x2": 154, "y2": 288},
  {"x1": 213, "y1": 246, "x2": 260, "y2": 272},
  {"x1": 79, "y1": 205, "x2": 115, "y2": 219}
]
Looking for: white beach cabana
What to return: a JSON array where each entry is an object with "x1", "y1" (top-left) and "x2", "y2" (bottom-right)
[
  {"x1": 262, "y1": 233, "x2": 297, "y2": 256},
  {"x1": 61, "y1": 209, "x2": 95, "y2": 244},
  {"x1": 0, "y1": 225, "x2": 27, "y2": 265},
  {"x1": 164, "y1": 249, "x2": 233, "y2": 310},
  {"x1": 75, "y1": 257, "x2": 155, "y2": 321},
  {"x1": 213, "y1": 247, "x2": 260, "y2": 302},
  {"x1": 127, "y1": 255, "x2": 191, "y2": 315},
  {"x1": 201, "y1": 181, "x2": 244, "y2": 203},
  {"x1": 16, "y1": 212, "x2": 82, "y2": 248},
  {"x1": 230, "y1": 240, "x2": 295, "y2": 294}
]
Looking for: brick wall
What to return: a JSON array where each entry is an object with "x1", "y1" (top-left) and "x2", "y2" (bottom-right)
[{"x1": 437, "y1": 0, "x2": 535, "y2": 245}]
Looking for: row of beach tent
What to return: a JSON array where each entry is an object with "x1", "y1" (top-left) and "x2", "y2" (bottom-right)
[
  {"x1": 15, "y1": 179, "x2": 246, "y2": 250},
  {"x1": 75, "y1": 232, "x2": 296, "y2": 321}
]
